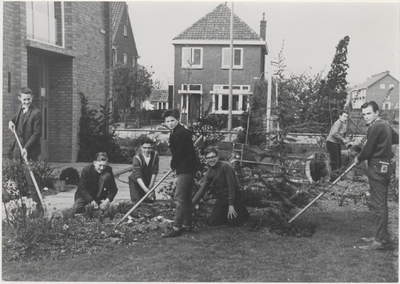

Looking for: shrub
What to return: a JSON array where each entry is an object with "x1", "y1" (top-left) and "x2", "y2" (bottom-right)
[{"x1": 59, "y1": 167, "x2": 80, "y2": 185}]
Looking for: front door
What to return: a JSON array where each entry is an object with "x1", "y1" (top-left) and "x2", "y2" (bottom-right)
[
  {"x1": 188, "y1": 94, "x2": 201, "y2": 122},
  {"x1": 28, "y1": 54, "x2": 49, "y2": 160}
]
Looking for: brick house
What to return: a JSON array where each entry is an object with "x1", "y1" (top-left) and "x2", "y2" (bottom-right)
[
  {"x1": 348, "y1": 71, "x2": 399, "y2": 110},
  {"x1": 171, "y1": 3, "x2": 268, "y2": 123},
  {"x1": 3, "y1": 1, "x2": 137, "y2": 162}
]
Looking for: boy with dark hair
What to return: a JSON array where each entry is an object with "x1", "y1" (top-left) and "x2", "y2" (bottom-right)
[
  {"x1": 355, "y1": 101, "x2": 399, "y2": 250},
  {"x1": 192, "y1": 146, "x2": 249, "y2": 226},
  {"x1": 305, "y1": 152, "x2": 330, "y2": 184},
  {"x1": 63, "y1": 152, "x2": 119, "y2": 218},
  {"x1": 128, "y1": 138, "x2": 159, "y2": 203},
  {"x1": 161, "y1": 109, "x2": 197, "y2": 237},
  {"x1": 9, "y1": 87, "x2": 44, "y2": 214},
  {"x1": 326, "y1": 110, "x2": 349, "y2": 171}
]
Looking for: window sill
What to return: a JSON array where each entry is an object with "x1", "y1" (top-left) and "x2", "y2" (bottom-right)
[{"x1": 25, "y1": 39, "x2": 74, "y2": 57}]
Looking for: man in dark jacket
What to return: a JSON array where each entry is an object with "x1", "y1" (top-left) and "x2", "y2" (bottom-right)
[
  {"x1": 355, "y1": 101, "x2": 399, "y2": 250},
  {"x1": 161, "y1": 109, "x2": 197, "y2": 237},
  {"x1": 128, "y1": 138, "x2": 159, "y2": 203},
  {"x1": 9, "y1": 87, "x2": 43, "y2": 213},
  {"x1": 193, "y1": 146, "x2": 249, "y2": 226},
  {"x1": 64, "y1": 152, "x2": 118, "y2": 217}
]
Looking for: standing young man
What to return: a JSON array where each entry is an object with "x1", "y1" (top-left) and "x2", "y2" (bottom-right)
[
  {"x1": 326, "y1": 110, "x2": 349, "y2": 171},
  {"x1": 355, "y1": 101, "x2": 399, "y2": 250},
  {"x1": 128, "y1": 138, "x2": 159, "y2": 203},
  {"x1": 162, "y1": 109, "x2": 197, "y2": 237},
  {"x1": 8, "y1": 87, "x2": 43, "y2": 214},
  {"x1": 192, "y1": 146, "x2": 249, "y2": 226}
]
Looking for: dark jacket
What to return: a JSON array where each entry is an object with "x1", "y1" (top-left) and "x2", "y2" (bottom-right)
[
  {"x1": 357, "y1": 118, "x2": 399, "y2": 162},
  {"x1": 128, "y1": 151, "x2": 159, "y2": 186},
  {"x1": 11, "y1": 104, "x2": 42, "y2": 159},
  {"x1": 169, "y1": 124, "x2": 197, "y2": 174},
  {"x1": 75, "y1": 164, "x2": 118, "y2": 204}
]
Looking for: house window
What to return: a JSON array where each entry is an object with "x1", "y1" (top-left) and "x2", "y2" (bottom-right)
[
  {"x1": 124, "y1": 25, "x2": 128, "y2": 37},
  {"x1": 211, "y1": 85, "x2": 251, "y2": 114},
  {"x1": 182, "y1": 47, "x2": 203, "y2": 69},
  {"x1": 113, "y1": 50, "x2": 118, "y2": 65},
  {"x1": 395, "y1": 103, "x2": 399, "y2": 109},
  {"x1": 222, "y1": 48, "x2": 243, "y2": 69},
  {"x1": 382, "y1": 102, "x2": 391, "y2": 110},
  {"x1": 26, "y1": 1, "x2": 64, "y2": 47},
  {"x1": 389, "y1": 84, "x2": 394, "y2": 89},
  {"x1": 123, "y1": 53, "x2": 127, "y2": 64},
  {"x1": 380, "y1": 84, "x2": 385, "y2": 89}
]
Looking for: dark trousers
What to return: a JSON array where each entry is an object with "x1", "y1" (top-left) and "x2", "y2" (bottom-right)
[
  {"x1": 367, "y1": 160, "x2": 392, "y2": 243},
  {"x1": 12, "y1": 148, "x2": 43, "y2": 205},
  {"x1": 72, "y1": 172, "x2": 112, "y2": 214},
  {"x1": 129, "y1": 180, "x2": 155, "y2": 203},
  {"x1": 326, "y1": 141, "x2": 342, "y2": 171},
  {"x1": 207, "y1": 199, "x2": 249, "y2": 226},
  {"x1": 173, "y1": 172, "x2": 194, "y2": 229}
]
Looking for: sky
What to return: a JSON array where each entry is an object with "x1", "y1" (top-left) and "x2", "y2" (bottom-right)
[{"x1": 128, "y1": 1, "x2": 399, "y2": 88}]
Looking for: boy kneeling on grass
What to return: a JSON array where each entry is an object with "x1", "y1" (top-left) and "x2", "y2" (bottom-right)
[{"x1": 192, "y1": 146, "x2": 249, "y2": 226}]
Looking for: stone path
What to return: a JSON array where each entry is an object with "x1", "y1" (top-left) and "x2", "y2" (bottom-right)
[{"x1": 43, "y1": 156, "x2": 176, "y2": 211}]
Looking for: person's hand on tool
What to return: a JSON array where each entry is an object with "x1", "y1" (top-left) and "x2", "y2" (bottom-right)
[
  {"x1": 8, "y1": 121, "x2": 15, "y2": 132},
  {"x1": 90, "y1": 200, "x2": 99, "y2": 209},
  {"x1": 227, "y1": 205, "x2": 238, "y2": 219},
  {"x1": 21, "y1": 148, "x2": 28, "y2": 159},
  {"x1": 354, "y1": 156, "x2": 360, "y2": 165},
  {"x1": 99, "y1": 198, "x2": 110, "y2": 210}
]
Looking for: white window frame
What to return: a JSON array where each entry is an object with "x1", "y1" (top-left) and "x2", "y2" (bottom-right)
[
  {"x1": 395, "y1": 103, "x2": 399, "y2": 109},
  {"x1": 26, "y1": 1, "x2": 65, "y2": 47},
  {"x1": 113, "y1": 50, "x2": 118, "y2": 65},
  {"x1": 380, "y1": 84, "x2": 385, "y2": 89},
  {"x1": 382, "y1": 102, "x2": 391, "y2": 110},
  {"x1": 123, "y1": 53, "x2": 128, "y2": 64},
  {"x1": 124, "y1": 25, "x2": 128, "y2": 37},
  {"x1": 211, "y1": 84, "x2": 251, "y2": 114},
  {"x1": 181, "y1": 47, "x2": 203, "y2": 69},
  {"x1": 389, "y1": 84, "x2": 394, "y2": 89},
  {"x1": 221, "y1": 48, "x2": 243, "y2": 69}
]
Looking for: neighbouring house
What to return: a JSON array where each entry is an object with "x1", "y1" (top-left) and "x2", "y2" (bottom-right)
[
  {"x1": 111, "y1": 2, "x2": 139, "y2": 118},
  {"x1": 171, "y1": 3, "x2": 268, "y2": 123},
  {"x1": 3, "y1": 1, "x2": 138, "y2": 162},
  {"x1": 348, "y1": 71, "x2": 399, "y2": 110},
  {"x1": 149, "y1": 89, "x2": 169, "y2": 110}
]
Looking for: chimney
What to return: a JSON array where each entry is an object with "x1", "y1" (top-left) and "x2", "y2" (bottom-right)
[{"x1": 260, "y1": 13, "x2": 266, "y2": 41}]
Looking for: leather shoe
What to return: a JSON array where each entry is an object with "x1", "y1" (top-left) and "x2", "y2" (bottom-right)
[
  {"x1": 361, "y1": 237, "x2": 375, "y2": 243},
  {"x1": 161, "y1": 228, "x2": 182, "y2": 238},
  {"x1": 359, "y1": 241, "x2": 385, "y2": 250}
]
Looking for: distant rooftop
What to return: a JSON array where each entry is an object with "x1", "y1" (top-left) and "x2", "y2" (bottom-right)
[
  {"x1": 351, "y1": 71, "x2": 398, "y2": 91},
  {"x1": 150, "y1": 89, "x2": 168, "y2": 102},
  {"x1": 173, "y1": 3, "x2": 263, "y2": 42}
]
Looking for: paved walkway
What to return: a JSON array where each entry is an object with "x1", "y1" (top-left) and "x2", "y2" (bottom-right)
[{"x1": 44, "y1": 156, "x2": 175, "y2": 211}]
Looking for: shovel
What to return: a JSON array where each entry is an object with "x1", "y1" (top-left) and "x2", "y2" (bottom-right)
[
  {"x1": 288, "y1": 162, "x2": 357, "y2": 223},
  {"x1": 11, "y1": 128, "x2": 46, "y2": 214}
]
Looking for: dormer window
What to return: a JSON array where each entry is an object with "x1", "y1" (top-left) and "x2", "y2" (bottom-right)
[{"x1": 124, "y1": 25, "x2": 128, "y2": 37}]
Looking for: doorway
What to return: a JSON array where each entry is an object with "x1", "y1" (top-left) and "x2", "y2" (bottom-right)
[{"x1": 28, "y1": 53, "x2": 49, "y2": 160}]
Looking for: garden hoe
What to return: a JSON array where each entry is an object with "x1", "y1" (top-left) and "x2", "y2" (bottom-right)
[
  {"x1": 288, "y1": 162, "x2": 357, "y2": 224},
  {"x1": 114, "y1": 135, "x2": 204, "y2": 230},
  {"x1": 11, "y1": 128, "x2": 46, "y2": 214}
]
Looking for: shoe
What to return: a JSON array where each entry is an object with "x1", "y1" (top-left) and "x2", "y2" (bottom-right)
[
  {"x1": 361, "y1": 237, "x2": 375, "y2": 243},
  {"x1": 359, "y1": 241, "x2": 385, "y2": 250},
  {"x1": 161, "y1": 228, "x2": 182, "y2": 238}
]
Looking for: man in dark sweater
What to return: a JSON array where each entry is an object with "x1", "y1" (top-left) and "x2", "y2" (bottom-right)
[
  {"x1": 9, "y1": 87, "x2": 44, "y2": 215},
  {"x1": 161, "y1": 109, "x2": 197, "y2": 237},
  {"x1": 193, "y1": 146, "x2": 249, "y2": 226},
  {"x1": 128, "y1": 138, "x2": 159, "y2": 203},
  {"x1": 355, "y1": 101, "x2": 399, "y2": 250},
  {"x1": 63, "y1": 152, "x2": 118, "y2": 218}
]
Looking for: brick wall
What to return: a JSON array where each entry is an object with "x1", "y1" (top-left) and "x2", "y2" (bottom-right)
[
  {"x1": 173, "y1": 44, "x2": 264, "y2": 110},
  {"x1": 2, "y1": 2, "x2": 28, "y2": 157}
]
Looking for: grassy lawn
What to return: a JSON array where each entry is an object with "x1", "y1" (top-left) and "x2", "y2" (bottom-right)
[{"x1": 3, "y1": 200, "x2": 398, "y2": 282}]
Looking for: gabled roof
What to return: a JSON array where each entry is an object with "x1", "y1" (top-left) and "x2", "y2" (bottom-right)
[
  {"x1": 173, "y1": 3, "x2": 262, "y2": 42},
  {"x1": 351, "y1": 71, "x2": 399, "y2": 91},
  {"x1": 111, "y1": 2, "x2": 126, "y2": 42},
  {"x1": 150, "y1": 89, "x2": 169, "y2": 102}
]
